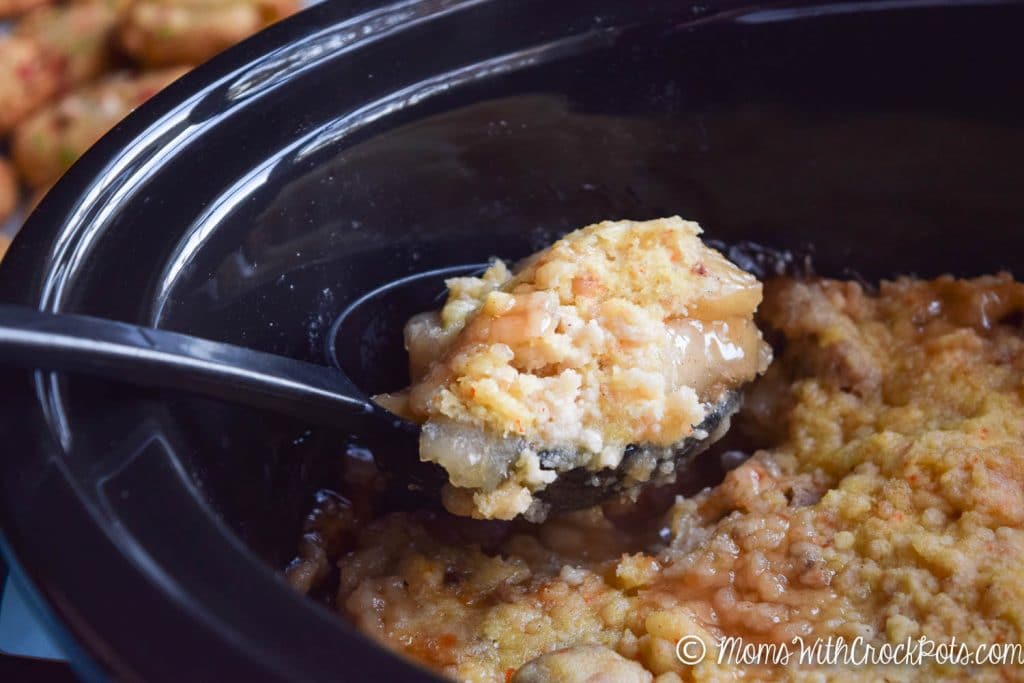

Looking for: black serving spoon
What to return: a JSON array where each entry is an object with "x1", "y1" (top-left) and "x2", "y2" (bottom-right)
[{"x1": 0, "y1": 265, "x2": 740, "y2": 514}]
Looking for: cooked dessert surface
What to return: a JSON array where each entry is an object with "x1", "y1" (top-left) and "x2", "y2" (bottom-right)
[
  {"x1": 293, "y1": 272, "x2": 1024, "y2": 682},
  {"x1": 378, "y1": 217, "x2": 770, "y2": 520}
]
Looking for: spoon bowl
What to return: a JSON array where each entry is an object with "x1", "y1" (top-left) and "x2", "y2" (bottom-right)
[{"x1": 326, "y1": 263, "x2": 487, "y2": 394}]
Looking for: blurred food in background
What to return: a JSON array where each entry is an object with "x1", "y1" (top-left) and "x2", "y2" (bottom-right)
[
  {"x1": 12, "y1": 66, "x2": 188, "y2": 187},
  {"x1": 0, "y1": 158, "x2": 17, "y2": 225},
  {"x1": 0, "y1": 0, "x2": 50, "y2": 20},
  {"x1": 15, "y1": 1, "x2": 122, "y2": 89},
  {"x1": 0, "y1": 0, "x2": 302, "y2": 248},
  {"x1": 0, "y1": 35, "x2": 62, "y2": 134},
  {"x1": 120, "y1": 0, "x2": 301, "y2": 66}
]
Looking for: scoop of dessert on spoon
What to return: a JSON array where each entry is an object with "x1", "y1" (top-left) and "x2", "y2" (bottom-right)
[{"x1": 369, "y1": 216, "x2": 772, "y2": 521}]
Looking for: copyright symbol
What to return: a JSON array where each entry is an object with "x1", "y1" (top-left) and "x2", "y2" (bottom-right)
[{"x1": 675, "y1": 634, "x2": 707, "y2": 665}]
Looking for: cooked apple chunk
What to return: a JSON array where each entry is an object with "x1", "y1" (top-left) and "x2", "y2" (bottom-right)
[{"x1": 376, "y1": 217, "x2": 771, "y2": 520}]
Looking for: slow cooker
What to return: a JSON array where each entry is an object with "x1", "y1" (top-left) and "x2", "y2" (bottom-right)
[{"x1": 1, "y1": 0, "x2": 1022, "y2": 679}]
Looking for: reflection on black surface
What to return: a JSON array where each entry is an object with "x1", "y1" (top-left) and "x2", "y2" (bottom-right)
[{"x1": 41, "y1": 0, "x2": 1024, "y2": 575}]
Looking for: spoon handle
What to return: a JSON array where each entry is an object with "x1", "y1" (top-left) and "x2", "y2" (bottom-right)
[{"x1": 0, "y1": 304, "x2": 381, "y2": 427}]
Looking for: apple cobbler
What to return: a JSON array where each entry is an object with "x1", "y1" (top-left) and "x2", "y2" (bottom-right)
[{"x1": 289, "y1": 223, "x2": 1024, "y2": 682}]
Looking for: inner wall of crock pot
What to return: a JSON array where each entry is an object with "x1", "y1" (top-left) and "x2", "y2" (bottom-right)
[{"x1": 52, "y1": 3, "x2": 1024, "y2": 566}]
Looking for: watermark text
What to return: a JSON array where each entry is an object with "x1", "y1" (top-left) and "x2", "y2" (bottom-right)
[{"x1": 674, "y1": 634, "x2": 1024, "y2": 667}]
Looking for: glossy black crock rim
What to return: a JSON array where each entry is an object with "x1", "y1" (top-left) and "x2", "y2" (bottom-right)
[
  {"x1": 0, "y1": 0, "x2": 1013, "y2": 680},
  {"x1": 0, "y1": 1, "x2": 477, "y2": 680}
]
